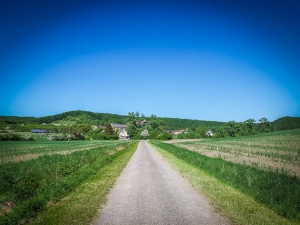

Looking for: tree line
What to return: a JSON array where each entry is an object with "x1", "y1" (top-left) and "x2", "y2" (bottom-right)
[
  {"x1": 177, "y1": 118, "x2": 273, "y2": 139},
  {"x1": 1, "y1": 110, "x2": 299, "y2": 141}
]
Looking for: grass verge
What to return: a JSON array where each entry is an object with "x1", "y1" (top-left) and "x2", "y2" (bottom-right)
[
  {"x1": 28, "y1": 141, "x2": 138, "y2": 225},
  {"x1": 151, "y1": 142, "x2": 300, "y2": 225}
]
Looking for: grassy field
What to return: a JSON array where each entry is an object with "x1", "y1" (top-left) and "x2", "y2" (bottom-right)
[
  {"x1": 151, "y1": 129, "x2": 300, "y2": 225},
  {"x1": 170, "y1": 129, "x2": 300, "y2": 177},
  {"x1": 0, "y1": 140, "x2": 123, "y2": 164},
  {"x1": 0, "y1": 140, "x2": 138, "y2": 225}
]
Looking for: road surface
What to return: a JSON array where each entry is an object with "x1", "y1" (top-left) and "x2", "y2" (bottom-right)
[{"x1": 92, "y1": 141, "x2": 229, "y2": 225}]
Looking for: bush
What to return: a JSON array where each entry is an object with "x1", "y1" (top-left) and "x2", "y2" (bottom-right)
[
  {"x1": 148, "y1": 131, "x2": 172, "y2": 140},
  {"x1": 24, "y1": 135, "x2": 35, "y2": 141},
  {"x1": 156, "y1": 132, "x2": 172, "y2": 140},
  {"x1": 89, "y1": 133, "x2": 118, "y2": 140},
  {"x1": 46, "y1": 133, "x2": 85, "y2": 141},
  {"x1": 0, "y1": 134, "x2": 25, "y2": 141},
  {"x1": 47, "y1": 134, "x2": 65, "y2": 141},
  {"x1": 74, "y1": 133, "x2": 85, "y2": 140}
]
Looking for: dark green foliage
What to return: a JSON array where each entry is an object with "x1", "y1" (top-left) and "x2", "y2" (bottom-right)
[
  {"x1": 272, "y1": 116, "x2": 300, "y2": 131},
  {"x1": 0, "y1": 134, "x2": 33, "y2": 141},
  {"x1": 151, "y1": 141, "x2": 300, "y2": 220},
  {"x1": 259, "y1": 117, "x2": 271, "y2": 133},
  {"x1": 87, "y1": 124, "x2": 118, "y2": 140},
  {"x1": 76, "y1": 124, "x2": 92, "y2": 134},
  {"x1": 74, "y1": 133, "x2": 85, "y2": 140},
  {"x1": 0, "y1": 110, "x2": 127, "y2": 126},
  {"x1": 91, "y1": 133, "x2": 118, "y2": 140},
  {"x1": 104, "y1": 123, "x2": 115, "y2": 135},
  {"x1": 156, "y1": 132, "x2": 172, "y2": 140},
  {"x1": 157, "y1": 117, "x2": 224, "y2": 130}
]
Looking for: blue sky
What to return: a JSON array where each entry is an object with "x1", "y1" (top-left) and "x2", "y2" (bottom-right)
[{"x1": 1, "y1": 0, "x2": 299, "y2": 122}]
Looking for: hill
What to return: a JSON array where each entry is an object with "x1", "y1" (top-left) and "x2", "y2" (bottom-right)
[
  {"x1": 0, "y1": 110, "x2": 223, "y2": 130},
  {"x1": 0, "y1": 110, "x2": 299, "y2": 131},
  {"x1": 272, "y1": 116, "x2": 300, "y2": 131},
  {"x1": 0, "y1": 110, "x2": 126, "y2": 125}
]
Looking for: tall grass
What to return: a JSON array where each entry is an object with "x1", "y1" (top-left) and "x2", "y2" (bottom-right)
[
  {"x1": 151, "y1": 141, "x2": 300, "y2": 221},
  {"x1": 0, "y1": 140, "x2": 122, "y2": 164},
  {"x1": 29, "y1": 141, "x2": 138, "y2": 225},
  {"x1": 0, "y1": 141, "x2": 135, "y2": 225},
  {"x1": 0, "y1": 140, "x2": 118, "y2": 157}
]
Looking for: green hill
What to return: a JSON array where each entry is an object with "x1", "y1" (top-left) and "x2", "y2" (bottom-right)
[
  {"x1": 0, "y1": 110, "x2": 299, "y2": 131},
  {"x1": 272, "y1": 116, "x2": 300, "y2": 131}
]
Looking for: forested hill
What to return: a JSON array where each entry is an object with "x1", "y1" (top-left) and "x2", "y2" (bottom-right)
[
  {"x1": 272, "y1": 116, "x2": 300, "y2": 131},
  {"x1": 0, "y1": 110, "x2": 127, "y2": 125},
  {"x1": 0, "y1": 110, "x2": 223, "y2": 130},
  {"x1": 0, "y1": 110, "x2": 299, "y2": 130},
  {"x1": 157, "y1": 117, "x2": 224, "y2": 130}
]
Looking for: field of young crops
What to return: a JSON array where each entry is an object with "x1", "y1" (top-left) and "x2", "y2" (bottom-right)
[
  {"x1": 0, "y1": 140, "x2": 123, "y2": 163},
  {"x1": 171, "y1": 129, "x2": 300, "y2": 177},
  {"x1": 152, "y1": 129, "x2": 300, "y2": 224},
  {"x1": 0, "y1": 140, "x2": 138, "y2": 225}
]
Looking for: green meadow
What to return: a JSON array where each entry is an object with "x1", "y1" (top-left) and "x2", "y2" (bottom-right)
[
  {"x1": 151, "y1": 129, "x2": 300, "y2": 225},
  {"x1": 0, "y1": 140, "x2": 138, "y2": 225}
]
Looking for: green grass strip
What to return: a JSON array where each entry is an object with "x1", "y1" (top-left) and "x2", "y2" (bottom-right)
[
  {"x1": 151, "y1": 141, "x2": 300, "y2": 222},
  {"x1": 0, "y1": 142, "x2": 135, "y2": 225},
  {"x1": 151, "y1": 142, "x2": 299, "y2": 225},
  {"x1": 28, "y1": 141, "x2": 138, "y2": 225}
]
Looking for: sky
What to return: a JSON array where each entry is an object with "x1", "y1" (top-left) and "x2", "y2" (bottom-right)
[{"x1": 1, "y1": 0, "x2": 299, "y2": 122}]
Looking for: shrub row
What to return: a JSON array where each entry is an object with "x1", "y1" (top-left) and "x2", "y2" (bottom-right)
[
  {"x1": 0, "y1": 134, "x2": 35, "y2": 141},
  {"x1": 90, "y1": 133, "x2": 119, "y2": 140},
  {"x1": 151, "y1": 141, "x2": 300, "y2": 221}
]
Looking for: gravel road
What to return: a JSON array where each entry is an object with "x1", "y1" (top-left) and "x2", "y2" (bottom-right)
[{"x1": 92, "y1": 140, "x2": 229, "y2": 225}]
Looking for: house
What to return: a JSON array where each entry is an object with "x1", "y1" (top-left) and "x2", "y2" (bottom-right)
[
  {"x1": 110, "y1": 123, "x2": 129, "y2": 139},
  {"x1": 206, "y1": 130, "x2": 214, "y2": 138},
  {"x1": 172, "y1": 130, "x2": 185, "y2": 135},
  {"x1": 111, "y1": 123, "x2": 127, "y2": 131},
  {"x1": 119, "y1": 129, "x2": 129, "y2": 139},
  {"x1": 140, "y1": 120, "x2": 148, "y2": 126}
]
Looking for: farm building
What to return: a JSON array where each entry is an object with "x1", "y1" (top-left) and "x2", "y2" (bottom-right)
[
  {"x1": 31, "y1": 129, "x2": 51, "y2": 133},
  {"x1": 110, "y1": 123, "x2": 129, "y2": 139},
  {"x1": 111, "y1": 123, "x2": 127, "y2": 131}
]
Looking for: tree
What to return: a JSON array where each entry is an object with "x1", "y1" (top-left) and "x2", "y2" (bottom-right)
[
  {"x1": 227, "y1": 121, "x2": 237, "y2": 137},
  {"x1": 245, "y1": 119, "x2": 256, "y2": 135},
  {"x1": 259, "y1": 117, "x2": 270, "y2": 133},
  {"x1": 76, "y1": 124, "x2": 92, "y2": 135},
  {"x1": 104, "y1": 123, "x2": 115, "y2": 135},
  {"x1": 195, "y1": 126, "x2": 208, "y2": 138},
  {"x1": 148, "y1": 114, "x2": 161, "y2": 130}
]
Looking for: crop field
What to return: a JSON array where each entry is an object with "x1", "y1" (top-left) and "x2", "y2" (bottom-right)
[
  {"x1": 0, "y1": 140, "x2": 122, "y2": 164},
  {"x1": 170, "y1": 129, "x2": 300, "y2": 177},
  {"x1": 0, "y1": 140, "x2": 138, "y2": 225},
  {"x1": 152, "y1": 129, "x2": 300, "y2": 224}
]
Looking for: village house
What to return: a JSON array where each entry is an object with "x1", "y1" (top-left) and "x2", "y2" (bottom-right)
[
  {"x1": 111, "y1": 123, "x2": 129, "y2": 139},
  {"x1": 118, "y1": 129, "x2": 129, "y2": 139},
  {"x1": 206, "y1": 130, "x2": 214, "y2": 138},
  {"x1": 111, "y1": 123, "x2": 127, "y2": 131},
  {"x1": 172, "y1": 130, "x2": 185, "y2": 135}
]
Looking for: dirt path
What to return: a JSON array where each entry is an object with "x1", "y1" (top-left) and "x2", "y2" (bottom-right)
[{"x1": 92, "y1": 141, "x2": 229, "y2": 225}]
